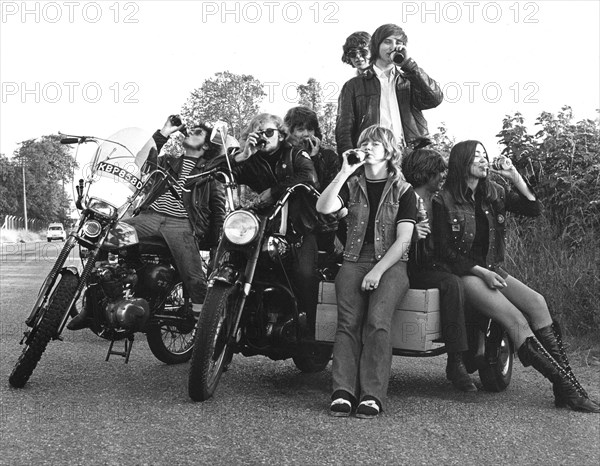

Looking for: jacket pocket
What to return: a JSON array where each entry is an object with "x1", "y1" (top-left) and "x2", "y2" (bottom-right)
[{"x1": 446, "y1": 211, "x2": 466, "y2": 244}]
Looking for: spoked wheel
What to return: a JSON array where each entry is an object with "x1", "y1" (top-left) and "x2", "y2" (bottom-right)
[
  {"x1": 9, "y1": 273, "x2": 79, "y2": 388},
  {"x1": 147, "y1": 282, "x2": 196, "y2": 364},
  {"x1": 188, "y1": 283, "x2": 239, "y2": 402},
  {"x1": 479, "y1": 324, "x2": 514, "y2": 392}
]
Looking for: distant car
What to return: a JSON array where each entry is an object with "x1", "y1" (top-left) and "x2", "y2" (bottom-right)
[{"x1": 46, "y1": 223, "x2": 66, "y2": 242}]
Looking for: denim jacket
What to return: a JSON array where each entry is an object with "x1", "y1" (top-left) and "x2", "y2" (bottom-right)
[
  {"x1": 432, "y1": 181, "x2": 542, "y2": 275},
  {"x1": 343, "y1": 171, "x2": 412, "y2": 262}
]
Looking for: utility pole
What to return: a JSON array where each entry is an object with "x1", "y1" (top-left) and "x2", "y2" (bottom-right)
[
  {"x1": 22, "y1": 160, "x2": 28, "y2": 231},
  {"x1": 18, "y1": 140, "x2": 29, "y2": 231}
]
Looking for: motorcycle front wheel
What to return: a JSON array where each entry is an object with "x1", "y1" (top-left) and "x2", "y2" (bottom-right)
[
  {"x1": 146, "y1": 282, "x2": 196, "y2": 364},
  {"x1": 9, "y1": 273, "x2": 78, "y2": 388},
  {"x1": 188, "y1": 283, "x2": 239, "y2": 402}
]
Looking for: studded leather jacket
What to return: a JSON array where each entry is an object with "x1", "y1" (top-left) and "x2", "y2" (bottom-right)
[{"x1": 432, "y1": 182, "x2": 542, "y2": 276}]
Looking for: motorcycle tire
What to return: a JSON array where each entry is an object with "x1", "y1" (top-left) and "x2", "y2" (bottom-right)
[
  {"x1": 146, "y1": 282, "x2": 196, "y2": 365},
  {"x1": 478, "y1": 326, "x2": 514, "y2": 392},
  {"x1": 188, "y1": 283, "x2": 239, "y2": 402},
  {"x1": 8, "y1": 273, "x2": 78, "y2": 388},
  {"x1": 293, "y1": 343, "x2": 332, "y2": 373}
]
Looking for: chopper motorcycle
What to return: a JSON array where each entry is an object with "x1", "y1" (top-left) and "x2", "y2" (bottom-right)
[
  {"x1": 8, "y1": 127, "x2": 223, "y2": 388},
  {"x1": 188, "y1": 122, "x2": 332, "y2": 402}
]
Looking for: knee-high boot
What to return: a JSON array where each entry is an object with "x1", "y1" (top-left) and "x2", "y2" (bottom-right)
[
  {"x1": 517, "y1": 335, "x2": 599, "y2": 413},
  {"x1": 534, "y1": 321, "x2": 593, "y2": 407}
]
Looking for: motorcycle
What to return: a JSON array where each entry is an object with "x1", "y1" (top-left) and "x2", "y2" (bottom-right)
[
  {"x1": 8, "y1": 127, "x2": 226, "y2": 388},
  {"x1": 188, "y1": 124, "x2": 332, "y2": 401}
]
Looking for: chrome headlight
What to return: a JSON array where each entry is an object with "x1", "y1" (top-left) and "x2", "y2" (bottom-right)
[
  {"x1": 264, "y1": 235, "x2": 291, "y2": 261},
  {"x1": 88, "y1": 198, "x2": 117, "y2": 218},
  {"x1": 81, "y1": 220, "x2": 102, "y2": 238},
  {"x1": 223, "y1": 211, "x2": 259, "y2": 245}
]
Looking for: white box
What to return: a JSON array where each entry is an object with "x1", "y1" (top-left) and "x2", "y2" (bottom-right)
[{"x1": 315, "y1": 288, "x2": 442, "y2": 351}]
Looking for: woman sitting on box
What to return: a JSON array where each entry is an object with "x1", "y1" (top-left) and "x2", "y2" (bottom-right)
[
  {"x1": 316, "y1": 125, "x2": 416, "y2": 419},
  {"x1": 401, "y1": 146, "x2": 477, "y2": 392},
  {"x1": 432, "y1": 139, "x2": 599, "y2": 412}
]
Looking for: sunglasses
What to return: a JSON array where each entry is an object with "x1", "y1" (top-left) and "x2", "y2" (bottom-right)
[
  {"x1": 189, "y1": 127, "x2": 205, "y2": 136},
  {"x1": 347, "y1": 48, "x2": 369, "y2": 60},
  {"x1": 256, "y1": 128, "x2": 278, "y2": 138}
]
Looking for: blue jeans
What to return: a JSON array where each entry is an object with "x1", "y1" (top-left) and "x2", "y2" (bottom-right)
[
  {"x1": 332, "y1": 244, "x2": 410, "y2": 409},
  {"x1": 124, "y1": 210, "x2": 206, "y2": 304}
]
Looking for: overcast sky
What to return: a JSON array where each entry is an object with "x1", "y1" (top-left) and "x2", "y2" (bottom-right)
[{"x1": 1, "y1": 0, "x2": 599, "y2": 172}]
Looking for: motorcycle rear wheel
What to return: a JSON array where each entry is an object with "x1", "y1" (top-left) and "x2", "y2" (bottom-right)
[
  {"x1": 478, "y1": 325, "x2": 514, "y2": 392},
  {"x1": 9, "y1": 273, "x2": 78, "y2": 388},
  {"x1": 146, "y1": 282, "x2": 196, "y2": 364},
  {"x1": 188, "y1": 283, "x2": 239, "y2": 402}
]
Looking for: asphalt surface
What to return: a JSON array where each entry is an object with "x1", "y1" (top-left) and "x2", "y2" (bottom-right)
[{"x1": 1, "y1": 241, "x2": 599, "y2": 465}]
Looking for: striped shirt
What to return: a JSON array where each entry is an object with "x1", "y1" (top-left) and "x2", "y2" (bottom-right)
[{"x1": 150, "y1": 156, "x2": 197, "y2": 218}]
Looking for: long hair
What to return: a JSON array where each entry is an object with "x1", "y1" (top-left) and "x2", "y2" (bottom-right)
[
  {"x1": 283, "y1": 106, "x2": 323, "y2": 140},
  {"x1": 401, "y1": 148, "x2": 447, "y2": 188},
  {"x1": 239, "y1": 113, "x2": 288, "y2": 147},
  {"x1": 356, "y1": 125, "x2": 403, "y2": 184},
  {"x1": 370, "y1": 24, "x2": 408, "y2": 64},
  {"x1": 446, "y1": 140, "x2": 498, "y2": 204}
]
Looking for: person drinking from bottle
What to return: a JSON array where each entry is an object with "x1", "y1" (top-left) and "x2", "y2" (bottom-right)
[
  {"x1": 401, "y1": 146, "x2": 477, "y2": 392},
  {"x1": 335, "y1": 23, "x2": 443, "y2": 156},
  {"x1": 229, "y1": 113, "x2": 322, "y2": 337},
  {"x1": 316, "y1": 125, "x2": 416, "y2": 419},
  {"x1": 431, "y1": 140, "x2": 599, "y2": 412}
]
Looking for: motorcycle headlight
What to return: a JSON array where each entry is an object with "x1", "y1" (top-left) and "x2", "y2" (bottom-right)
[
  {"x1": 223, "y1": 210, "x2": 259, "y2": 245},
  {"x1": 81, "y1": 220, "x2": 102, "y2": 238},
  {"x1": 88, "y1": 198, "x2": 117, "y2": 218}
]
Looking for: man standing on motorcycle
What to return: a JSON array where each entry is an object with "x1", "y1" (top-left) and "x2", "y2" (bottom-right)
[
  {"x1": 68, "y1": 116, "x2": 227, "y2": 330},
  {"x1": 229, "y1": 113, "x2": 322, "y2": 336}
]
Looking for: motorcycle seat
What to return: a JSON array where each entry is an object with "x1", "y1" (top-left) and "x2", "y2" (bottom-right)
[{"x1": 138, "y1": 239, "x2": 170, "y2": 255}]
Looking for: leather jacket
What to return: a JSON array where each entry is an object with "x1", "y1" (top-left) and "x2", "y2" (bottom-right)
[
  {"x1": 343, "y1": 170, "x2": 413, "y2": 262},
  {"x1": 432, "y1": 182, "x2": 542, "y2": 276},
  {"x1": 335, "y1": 58, "x2": 443, "y2": 155},
  {"x1": 136, "y1": 131, "x2": 227, "y2": 248},
  {"x1": 231, "y1": 142, "x2": 321, "y2": 238}
]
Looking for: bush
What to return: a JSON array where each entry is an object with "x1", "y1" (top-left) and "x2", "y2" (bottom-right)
[{"x1": 503, "y1": 214, "x2": 599, "y2": 338}]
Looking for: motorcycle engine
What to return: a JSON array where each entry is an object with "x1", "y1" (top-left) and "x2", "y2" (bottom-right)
[
  {"x1": 92, "y1": 262, "x2": 150, "y2": 331},
  {"x1": 137, "y1": 261, "x2": 177, "y2": 297}
]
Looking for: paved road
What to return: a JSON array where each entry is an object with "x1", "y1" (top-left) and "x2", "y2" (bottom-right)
[{"x1": 1, "y1": 241, "x2": 599, "y2": 465}]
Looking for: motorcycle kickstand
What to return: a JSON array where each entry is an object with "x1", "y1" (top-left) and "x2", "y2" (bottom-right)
[{"x1": 105, "y1": 335, "x2": 134, "y2": 363}]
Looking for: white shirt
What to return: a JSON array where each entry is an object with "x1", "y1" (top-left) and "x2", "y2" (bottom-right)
[{"x1": 373, "y1": 64, "x2": 405, "y2": 147}]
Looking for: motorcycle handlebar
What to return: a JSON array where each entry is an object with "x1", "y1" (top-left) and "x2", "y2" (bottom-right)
[{"x1": 60, "y1": 138, "x2": 80, "y2": 145}]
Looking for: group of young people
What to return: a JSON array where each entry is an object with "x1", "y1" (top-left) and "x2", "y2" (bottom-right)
[
  {"x1": 316, "y1": 23, "x2": 599, "y2": 418},
  {"x1": 66, "y1": 22, "x2": 599, "y2": 418}
]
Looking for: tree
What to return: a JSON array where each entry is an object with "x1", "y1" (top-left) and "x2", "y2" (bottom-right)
[
  {"x1": 181, "y1": 71, "x2": 265, "y2": 141},
  {"x1": 7, "y1": 135, "x2": 78, "y2": 226},
  {"x1": 297, "y1": 78, "x2": 323, "y2": 114},
  {"x1": 496, "y1": 106, "x2": 600, "y2": 244},
  {"x1": 320, "y1": 102, "x2": 337, "y2": 149},
  {"x1": 428, "y1": 123, "x2": 455, "y2": 160}
]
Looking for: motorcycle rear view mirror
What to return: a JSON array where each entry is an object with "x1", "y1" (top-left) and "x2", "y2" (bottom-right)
[{"x1": 210, "y1": 121, "x2": 229, "y2": 146}]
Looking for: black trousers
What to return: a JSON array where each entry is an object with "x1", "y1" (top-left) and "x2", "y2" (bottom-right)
[{"x1": 408, "y1": 269, "x2": 469, "y2": 353}]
